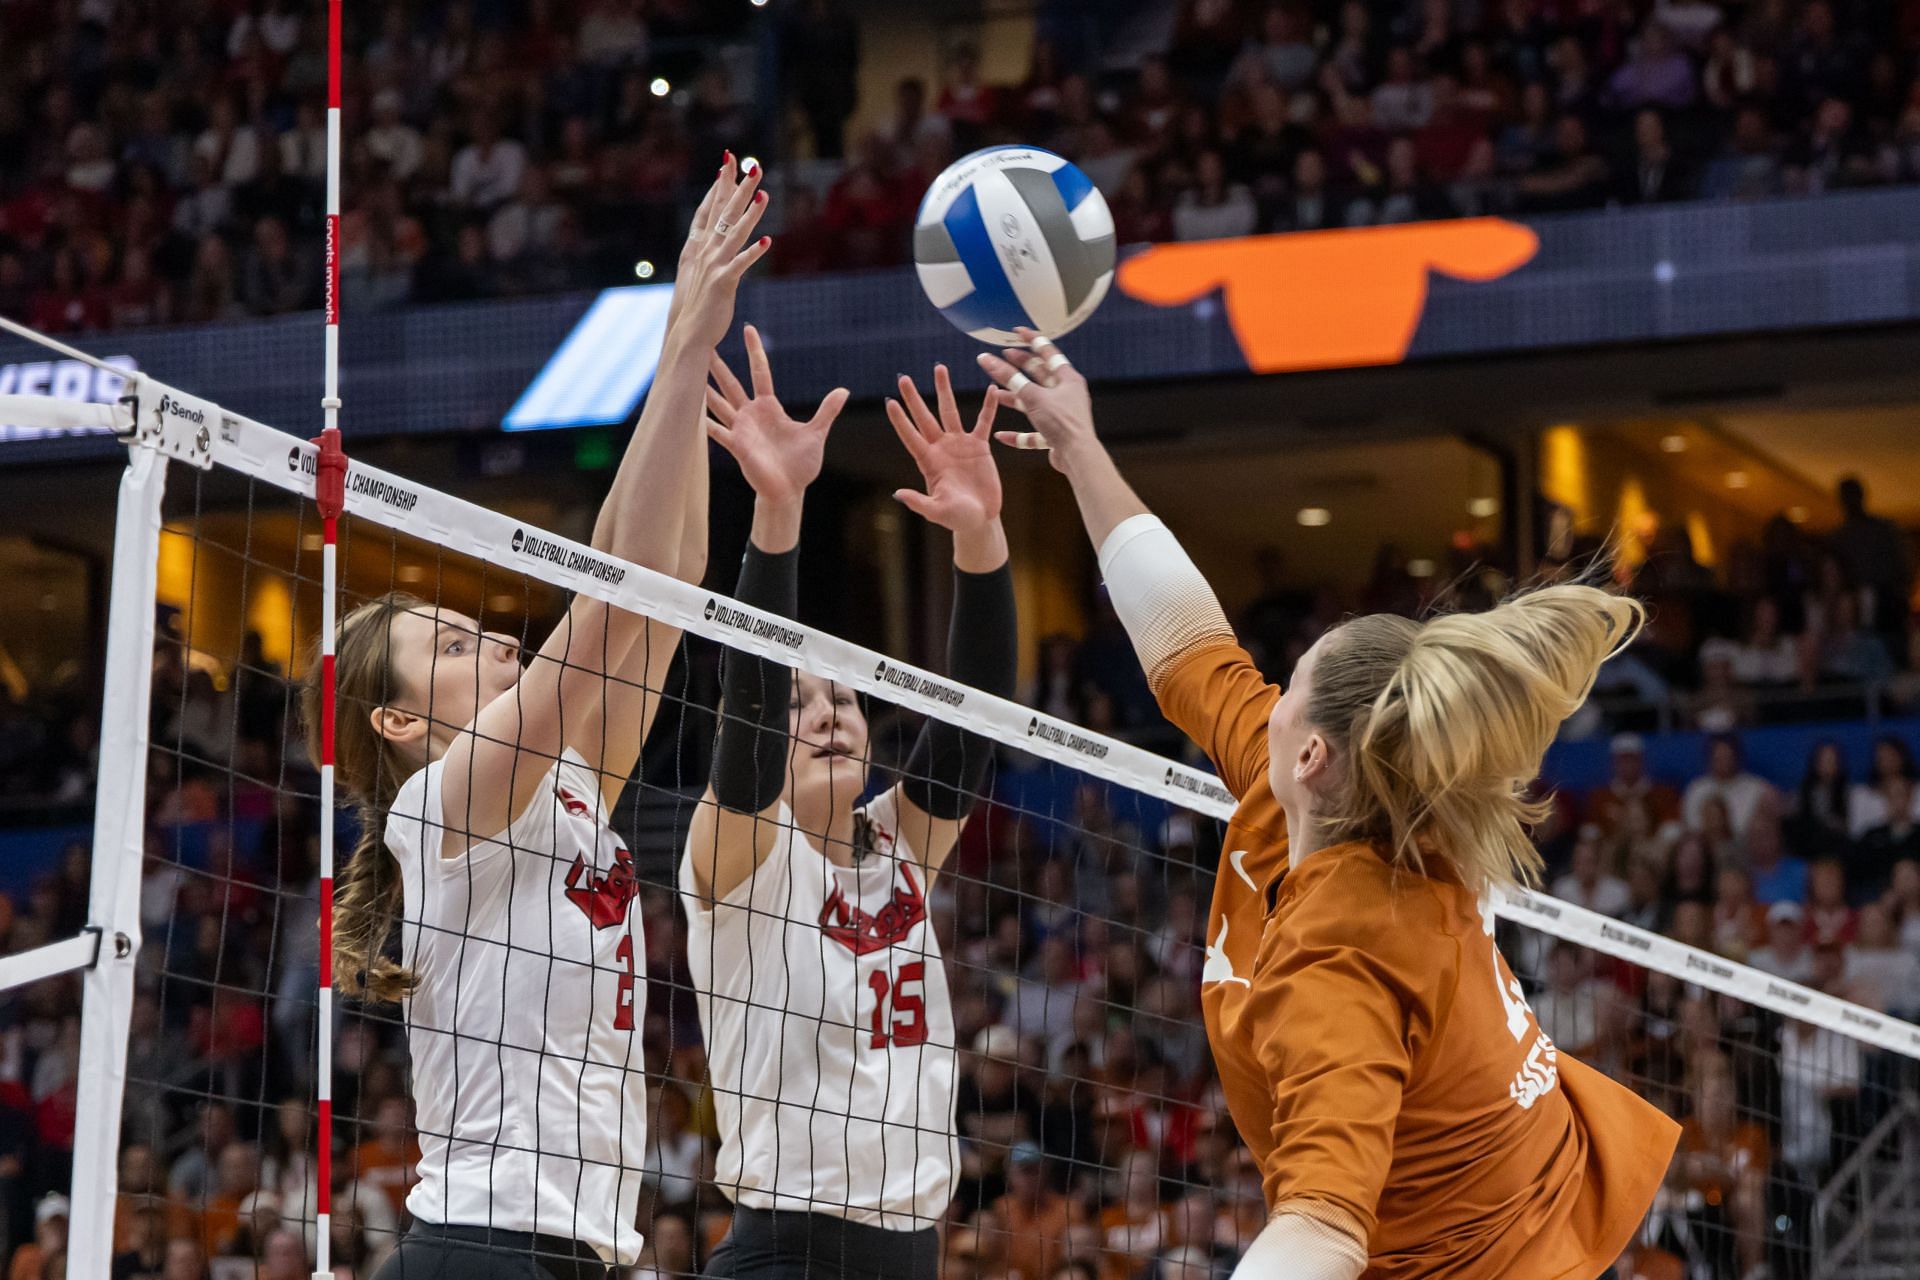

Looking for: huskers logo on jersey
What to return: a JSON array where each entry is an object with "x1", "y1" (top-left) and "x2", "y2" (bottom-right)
[
  {"x1": 565, "y1": 843, "x2": 639, "y2": 929},
  {"x1": 819, "y1": 866, "x2": 927, "y2": 956}
]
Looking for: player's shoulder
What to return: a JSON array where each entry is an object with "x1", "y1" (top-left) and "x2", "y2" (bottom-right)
[{"x1": 1276, "y1": 843, "x2": 1470, "y2": 964}]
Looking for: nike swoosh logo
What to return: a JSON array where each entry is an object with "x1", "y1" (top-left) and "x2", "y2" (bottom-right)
[{"x1": 1228, "y1": 849, "x2": 1257, "y2": 893}]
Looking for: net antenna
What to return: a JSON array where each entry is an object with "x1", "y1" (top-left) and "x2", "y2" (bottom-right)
[{"x1": 314, "y1": 3, "x2": 346, "y2": 1277}]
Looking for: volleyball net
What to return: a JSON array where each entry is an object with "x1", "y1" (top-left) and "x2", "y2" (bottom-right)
[{"x1": 0, "y1": 343, "x2": 1916, "y2": 1280}]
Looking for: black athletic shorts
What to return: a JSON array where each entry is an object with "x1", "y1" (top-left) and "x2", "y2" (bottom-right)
[
  {"x1": 703, "y1": 1207, "x2": 938, "y2": 1280},
  {"x1": 371, "y1": 1222, "x2": 610, "y2": 1280}
]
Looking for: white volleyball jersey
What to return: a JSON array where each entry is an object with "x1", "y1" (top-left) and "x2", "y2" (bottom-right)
[
  {"x1": 681, "y1": 788, "x2": 958, "y2": 1230},
  {"x1": 386, "y1": 748, "x2": 648, "y2": 1265}
]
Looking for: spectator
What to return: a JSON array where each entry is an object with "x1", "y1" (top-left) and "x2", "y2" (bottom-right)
[
  {"x1": 1854, "y1": 774, "x2": 1920, "y2": 899},
  {"x1": 956, "y1": 1026, "x2": 1040, "y2": 1201},
  {"x1": 1531, "y1": 943, "x2": 1607, "y2": 1057},
  {"x1": 259, "y1": 1227, "x2": 308, "y2": 1280},
  {"x1": 937, "y1": 43, "x2": 996, "y2": 153},
  {"x1": 1371, "y1": 47, "x2": 1435, "y2": 132},
  {"x1": 1676, "y1": 1058, "x2": 1768, "y2": 1280},
  {"x1": 1606, "y1": 22, "x2": 1698, "y2": 111},
  {"x1": 1228, "y1": 6, "x2": 1318, "y2": 92},
  {"x1": 349, "y1": 1097, "x2": 418, "y2": 1224},
  {"x1": 364, "y1": 89, "x2": 424, "y2": 184},
  {"x1": 1702, "y1": 105, "x2": 1784, "y2": 199},
  {"x1": 1744, "y1": 812, "x2": 1810, "y2": 905},
  {"x1": 990, "y1": 1141, "x2": 1073, "y2": 1280},
  {"x1": 1777, "y1": 1015, "x2": 1861, "y2": 1184},
  {"x1": 1888, "y1": 858, "x2": 1920, "y2": 952},
  {"x1": 161, "y1": 1237, "x2": 208, "y2": 1280},
  {"x1": 1687, "y1": 641, "x2": 1759, "y2": 732},
  {"x1": 1098, "y1": 1151, "x2": 1170, "y2": 1280},
  {"x1": 1551, "y1": 825, "x2": 1633, "y2": 917},
  {"x1": 1789, "y1": 740, "x2": 1852, "y2": 857},
  {"x1": 1711, "y1": 866, "x2": 1762, "y2": 956},
  {"x1": 449, "y1": 112, "x2": 528, "y2": 211},
  {"x1": 1805, "y1": 857, "x2": 1856, "y2": 943},
  {"x1": 1748, "y1": 901, "x2": 1815, "y2": 981},
  {"x1": 1586, "y1": 734, "x2": 1681, "y2": 853},
  {"x1": 1515, "y1": 116, "x2": 1611, "y2": 210},
  {"x1": 1617, "y1": 110, "x2": 1694, "y2": 204},
  {"x1": 1846, "y1": 735, "x2": 1920, "y2": 836},
  {"x1": 1682, "y1": 737, "x2": 1772, "y2": 842},
  {"x1": 1832, "y1": 476, "x2": 1914, "y2": 654},
  {"x1": 239, "y1": 217, "x2": 314, "y2": 317},
  {"x1": 1172, "y1": 151, "x2": 1256, "y2": 242},
  {"x1": 7, "y1": 1195, "x2": 66, "y2": 1280},
  {"x1": 1274, "y1": 148, "x2": 1338, "y2": 231},
  {"x1": 1846, "y1": 903, "x2": 1920, "y2": 1015},
  {"x1": 641, "y1": 1082, "x2": 702, "y2": 1211},
  {"x1": 1817, "y1": 593, "x2": 1895, "y2": 684}
]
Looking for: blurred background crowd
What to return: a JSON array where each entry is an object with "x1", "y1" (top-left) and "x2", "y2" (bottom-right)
[
  {"x1": 10, "y1": 0, "x2": 1920, "y2": 328},
  {"x1": 0, "y1": 467, "x2": 1913, "y2": 1280}
]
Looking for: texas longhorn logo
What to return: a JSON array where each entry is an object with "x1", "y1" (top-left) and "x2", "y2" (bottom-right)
[
  {"x1": 564, "y1": 841, "x2": 639, "y2": 930},
  {"x1": 819, "y1": 865, "x2": 924, "y2": 956}
]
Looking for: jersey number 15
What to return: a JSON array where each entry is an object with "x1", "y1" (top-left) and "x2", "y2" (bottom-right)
[{"x1": 869, "y1": 962, "x2": 928, "y2": 1049}]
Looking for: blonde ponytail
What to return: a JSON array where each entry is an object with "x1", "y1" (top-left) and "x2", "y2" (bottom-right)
[{"x1": 1311, "y1": 585, "x2": 1644, "y2": 894}]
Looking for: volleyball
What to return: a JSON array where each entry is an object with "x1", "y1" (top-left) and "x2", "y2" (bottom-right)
[{"x1": 913, "y1": 145, "x2": 1116, "y2": 345}]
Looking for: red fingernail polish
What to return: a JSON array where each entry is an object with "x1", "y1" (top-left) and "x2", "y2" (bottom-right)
[
  {"x1": 723, "y1": 150, "x2": 733, "y2": 165},
  {"x1": 759, "y1": 236, "x2": 771, "y2": 247},
  {"x1": 754, "y1": 191, "x2": 765, "y2": 205}
]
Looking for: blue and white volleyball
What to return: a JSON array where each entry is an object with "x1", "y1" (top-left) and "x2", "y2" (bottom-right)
[{"x1": 913, "y1": 146, "x2": 1116, "y2": 345}]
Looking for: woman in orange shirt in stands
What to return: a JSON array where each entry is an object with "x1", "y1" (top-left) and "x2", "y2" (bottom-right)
[{"x1": 980, "y1": 331, "x2": 1680, "y2": 1280}]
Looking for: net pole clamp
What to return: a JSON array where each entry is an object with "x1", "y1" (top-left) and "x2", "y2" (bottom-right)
[{"x1": 311, "y1": 423, "x2": 347, "y2": 519}]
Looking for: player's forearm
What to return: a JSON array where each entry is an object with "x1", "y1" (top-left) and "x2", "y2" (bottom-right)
[
  {"x1": 1231, "y1": 1210, "x2": 1367, "y2": 1280},
  {"x1": 1096, "y1": 512, "x2": 1235, "y2": 689},
  {"x1": 1055, "y1": 439, "x2": 1151, "y2": 552},
  {"x1": 591, "y1": 331, "x2": 709, "y2": 578},
  {"x1": 951, "y1": 517, "x2": 1008, "y2": 575}
]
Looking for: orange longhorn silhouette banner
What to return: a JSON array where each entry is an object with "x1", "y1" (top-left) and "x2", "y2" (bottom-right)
[{"x1": 1115, "y1": 219, "x2": 1540, "y2": 375}]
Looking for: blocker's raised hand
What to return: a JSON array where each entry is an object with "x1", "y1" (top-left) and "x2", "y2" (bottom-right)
[
  {"x1": 671, "y1": 153, "x2": 773, "y2": 351},
  {"x1": 886, "y1": 364, "x2": 1003, "y2": 533},
  {"x1": 706, "y1": 324, "x2": 849, "y2": 507}
]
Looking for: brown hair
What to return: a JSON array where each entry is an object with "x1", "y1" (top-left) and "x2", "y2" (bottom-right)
[
  {"x1": 1307, "y1": 584, "x2": 1645, "y2": 894},
  {"x1": 300, "y1": 591, "x2": 428, "y2": 1002}
]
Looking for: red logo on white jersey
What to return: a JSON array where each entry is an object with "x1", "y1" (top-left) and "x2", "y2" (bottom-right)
[
  {"x1": 565, "y1": 845, "x2": 638, "y2": 930},
  {"x1": 819, "y1": 865, "x2": 926, "y2": 956},
  {"x1": 556, "y1": 785, "x2": 594, "y2": 819}
]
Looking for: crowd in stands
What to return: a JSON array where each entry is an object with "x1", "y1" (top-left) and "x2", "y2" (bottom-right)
[{"x1": 10, "y1": 0, "x2": 1920, "y2": 335}]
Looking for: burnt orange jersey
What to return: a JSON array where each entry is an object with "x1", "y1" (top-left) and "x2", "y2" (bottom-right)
[{"x1": 1157, "y1": 640, "x2": 1680, "y2": 1279}]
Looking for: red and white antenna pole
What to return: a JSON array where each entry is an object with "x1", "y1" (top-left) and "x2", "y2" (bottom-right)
[{"x1": 313, "y1": 1, "x2": 345, "y2": 1276}]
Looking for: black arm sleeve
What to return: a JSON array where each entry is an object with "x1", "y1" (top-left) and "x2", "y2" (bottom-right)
[
  {"x1": 901, "y1": 562, "x2": 1017, "y2": 819},
  {"x1": 709, "y1": 543, "x2": 798, "y2": 813}
]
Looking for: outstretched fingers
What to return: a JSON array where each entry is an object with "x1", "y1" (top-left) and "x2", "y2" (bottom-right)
[
  {"x1": 809, "y1": 386, "x2": 851, "y2": 432},
  {"x1": 884, "y1": 398, "x2": 929, "y2": 462},
  {"x1": 895, "y1": 373, "x2": 943, "y2": 443},
  {"x1": 744, "y1": 324, "x2": 775, "y2": 399},
  {"x1": 708, "y1": 350, "x2": 748, "y2": 410}
]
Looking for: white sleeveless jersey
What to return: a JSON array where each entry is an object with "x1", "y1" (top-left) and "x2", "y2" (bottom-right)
[
  {"x1": 386, "y1": 748, "x2": 648, "y2": 1265},
  {"x1": 680, "y1": 788, "x2": 957, "y2": 1230}
]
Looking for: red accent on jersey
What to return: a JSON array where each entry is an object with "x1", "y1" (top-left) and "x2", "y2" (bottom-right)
[
  {"x1": 819, "y1": 864, "x2": 927, "y2": 956},
  {"x1": 564, "y1": 845, "x2": 638, "y2": 930},
  {"x1": 556, "y1": 785, "x2": 593, "y2": 818}
]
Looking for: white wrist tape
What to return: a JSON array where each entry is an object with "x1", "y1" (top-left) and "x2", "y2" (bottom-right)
[
  {"x1": 1096, "y1": 514, "x2": 1236, "y2": 690},
  {"x1": 1232, "y1": 1210, "x2": 1368, "y2": 1280}
]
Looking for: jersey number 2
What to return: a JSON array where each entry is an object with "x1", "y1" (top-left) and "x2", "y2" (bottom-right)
[
  {"x1": 869, "y1": 962, "x2": 928, "y2": 1049},
  {"x1": 614, "y1": 933, "x2": 637, "y2": 1032}
]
